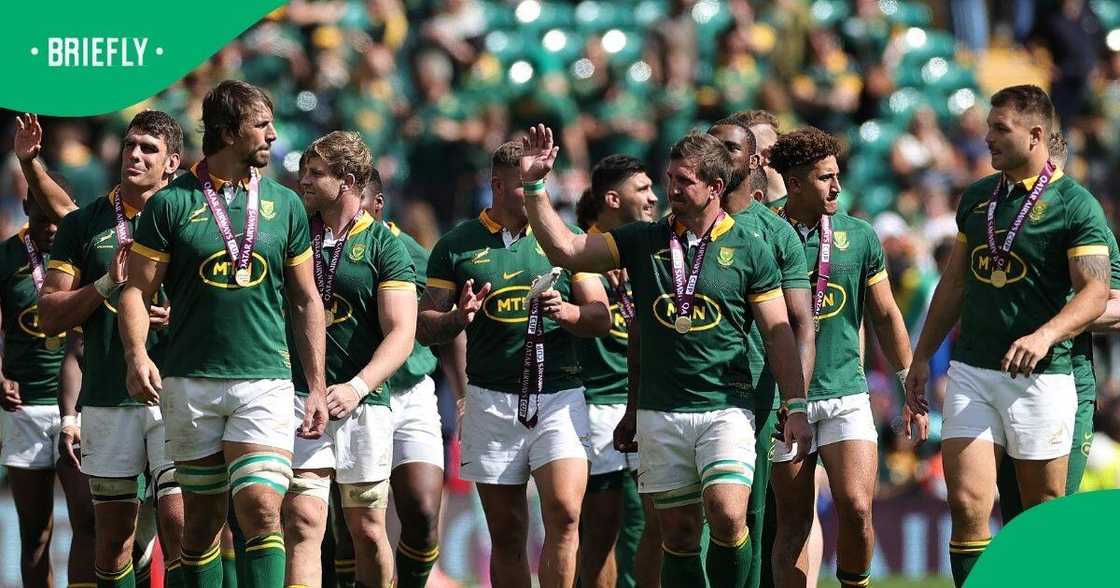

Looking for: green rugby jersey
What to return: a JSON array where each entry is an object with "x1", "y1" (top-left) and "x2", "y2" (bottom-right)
[
  {"x1": 604, "y1": 213, "x2": 783, "y2": 412},
  {"x1": 385, "y1": 221, "x2": 439, "y2": 394},
  {"x1": 290, "y1": 213, "x2": 415, "y2": 406},
  {"x1": 0, "y1": 231, "x2": 65, "y2": 404},
  {"x1": 1070, "y1": 229, "x2": 1120, "y2": 402},
  {"x1": 738, "y1": 204, "x2": 811, "y2": 410},
  {"x1": 426, "y1": 210, "x2": 592, "y2": 394},
  {"x1": 131, "y1": 165, "x2": 312, "y2": 379},
  {"x1": 779, "y1": 210, "x2": 886, "y2": 401},
  {"x1": 48, "y1": 190, "x2": 164, "y2": 407},
  {"x1": 954, "y1": 171, "x2": 1111, "y2": 374},
  {"x1": 575, "y1": 225, "x2": 630, "y2": 406}
]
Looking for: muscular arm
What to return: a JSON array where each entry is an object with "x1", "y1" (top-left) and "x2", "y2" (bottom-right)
[
  {"x1": 38, "y1": 270, "x2": 106, "y2": 336},
  {"x1": 751, "y1": 296, "x2": 806, "y2": 403},
  {"x1": 436, "y1": 332, "x2": 468, "y2": 402},
  {"x1": 784, "y1": 287, "x2": 816, "y2": 392},
  {"x1": 21, "y1": 158, "x2": 78, "y2": 223},
  {"x1": 556, "y1": 277, "x2": 611, "y2": 337},
  {"x1": 625, "y1": 319, "x2": 640, "y2": 412},
  {"x1": 1033, "y1": 254, "x2": 1110, "y2": 345},
  {"x1": 866, "y1": 278, "x2": 913, "y2": 372},
  {"x1": 119, "y1": 253, "x2": 165, "y2": 363},
  {"x1": 418, "y1": 286, "x2": 466, "y2": 346},
  {"x1": 284, "y1": 259, "x2": 327, "y2": 396},
  {"x1": 523, "y1": 191, "x2": 620, "y2": 274},
  {"x1": 58, "y1": 333, "x2": 84, "y2": 418},
  {"x1": 1089, "y1": 288, "x2": 1120, "y2": 332},
  {"x1": 912, "y1": 238, "x2": 968, "y2": 362},
  {"x1": 354, "y1": 289, "x2": 416, "y2": 391}
]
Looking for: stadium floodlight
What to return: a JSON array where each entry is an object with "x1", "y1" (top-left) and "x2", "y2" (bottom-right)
[
  {"x1": 904, "y1": 27, "x2": 927, "y2": 49},
  {"x1": 601, "y1": 29, "x2": 627, "y2": 54},
  {"x1": 691, "y1": 0, "x2": 720, "y2": 25},
  {"x1": 572, "y1": 58, "x2": 595, "y2": 79},
  {"x1": 948, "y1": 88, "x2": 977, "y2": 115},
  {"x1": 1108, "y1": 29, "x2": 1120, "y2": 52},
  {"x1": 510, "y1": 60, "x2": 535, "y2": 84},
  {"x1": 878, "y1": 0, "x2": 899, "y2": 16},
  {"x1": 486, "y1": 31, "x2": 511, "y2": 54},
  {"x1": 858, "y1": 120, "x2": 882, "y2": 143},
  {"x1": 516, "y1": 0, "x2": 542, "y2": 24},
  {"x1": 283, "y1": 151, "x2": 302, "y2": 173},
  {"x1": 628, "y1": 61, "x2": 652, "y2": 83},
  {"x1": 920, "y1": 57, "x2": 949, "y2": 84},
  {"x1": 543, "y1": 29, "x2": 568, "y2": 53},
  {"x1": 575, "y1": 1, "x2": 601, "y2": 25},
  {"x1": 296, "y1": 90, "x2": 318, "y2": 112}
]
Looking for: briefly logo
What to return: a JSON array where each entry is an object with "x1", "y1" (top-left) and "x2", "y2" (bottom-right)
[
  {"x1": 969, "y1": 240, "x2": 1028, "y2": 288},
  {"x1": 483, "y1": 285, "x2": 531, "y2": 323},
  {"x1": 651, "y1": 294, "x2": 722, "y2": 332},
  {"x1": 503, "y1": 270, "x2": 524, "y2": 281},
  {"x1": 198, "y1": 250, "x2": 269, "y2": 289},
  {"x1": 348, "y1": 243, "x2": 366, "y2": 262},
  {"x1": 1029, "y1": 201, "x2": 1048, "y2": 223},
  {"x1": 834, "y1": 231, "x2": 849, "y2": 251},
  {"x1": 260, "y1": 200, "x2": 276, "y2": 220},
  {"x1": 717, "y1": 247, "x2": 735, "y2": 266},
  {"x1": 472, "y1": 248, "x2": 491, "y2": 264}
]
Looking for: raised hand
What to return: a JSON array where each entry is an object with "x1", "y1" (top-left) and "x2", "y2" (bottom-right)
[
  {"x1": 519, "y1": 123, "x2": 560, "y2": 183},
  {"x1": 14, "y1": 113, "x2": 43, "y2": 163},
  {"x1": 455, "y1": 278, "x2": 491, "y2": 327}
]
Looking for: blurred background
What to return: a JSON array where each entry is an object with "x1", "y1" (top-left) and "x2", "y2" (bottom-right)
[{"x1": 5, "y1": 0, "x2": 1120, "y2": 586}]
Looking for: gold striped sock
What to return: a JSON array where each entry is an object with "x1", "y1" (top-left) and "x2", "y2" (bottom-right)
[
  {"x1": 95, "y1": 562, "x2": 134, "y2": 581},
  {"x1": 398, "y1": 541, "x2": 440, "y2": 562}
]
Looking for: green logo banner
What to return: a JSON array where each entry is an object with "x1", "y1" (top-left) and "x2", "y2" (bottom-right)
[
  {"x1": 967, "y1": 489, "x2": 1120, "y2": 586},
  {"x1": 0, "y1": 0, "x2": 286, "y2": 116}
]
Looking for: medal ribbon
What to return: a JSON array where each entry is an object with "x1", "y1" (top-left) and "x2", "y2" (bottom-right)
[
  {"x1": 667, "y1": 211, "x2": 724, "y2": 331},
  {"x1": 986, "y1": 160, "x2": 1055, "y2": 275},
  {"x1": 518, "y1": 295, "x2": 545, "y2": 428},
  {"x1": 110, "y1": 186, "x2": 133, "y2": 245},
  {"x1": 780, "y1": 209, "x2": 832, "y2": 327},
  {"x1": 197, "y1": 160, "x2": 260, "y2": 281},
  {"x1": 20, "y1": 231, "x2": 45, "y2": 293},
  {"x1": 310, "y1": 211, "x2": 363, "y2": 311}
]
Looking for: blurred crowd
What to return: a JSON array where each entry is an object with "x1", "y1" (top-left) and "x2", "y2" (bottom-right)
[{"x1": 5, "y1": 0, "x2": 1120, "y2": 500}]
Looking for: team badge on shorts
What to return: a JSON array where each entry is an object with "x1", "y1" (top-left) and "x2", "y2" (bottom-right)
[
  {"x1": 349, "y1": 243, "x2": 366, "y2": 262},
  {"x1": 717, "y1": 247, "x2": 735, "y2": 266},
  {"x1": 260, "y1": 200, "x2": 277, "y2": 220},
  {"x1": 834, "y1": 231, "x2": 849, "y2": 250}
]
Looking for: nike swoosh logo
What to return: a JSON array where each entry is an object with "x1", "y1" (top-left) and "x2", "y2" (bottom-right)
[{"x1": 503, "y1": 271, "x2": 523, "y2": 280}]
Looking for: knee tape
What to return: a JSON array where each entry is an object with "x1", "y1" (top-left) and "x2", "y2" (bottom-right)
[
  {"x1": 652, "y1": 483, "x2": 702, "y2": 510},
  {"x1": 700, "y1": 460, "x2": 753, "y2": 491},
  {"x1": 89, "y1": 476, "x2": 141, "y2": 505},
  {"x1": 154, "y1": 466, "x2": 182, "y2": 499},
  {"x1": 175, "y1": 464, "x2": 230, "y2": 495},
  {"x1": 229, "y1": 452, "x2": 293, "y2": 497},
  {"x1": 288, "y1": 475, "x2": 331, "y2": 503},
  {"x1": 339, "y1": 479, "x2": 389, "y2": 509}
]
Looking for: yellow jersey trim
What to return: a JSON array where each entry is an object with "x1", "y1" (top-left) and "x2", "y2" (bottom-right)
[
  {"x1": 1067, "y1": 245, "x2": 1109, "y2": 258},
  {"x1": 286, "y1": 247, "x2": 313, "y2": 267},
  {"x1": 671, "y1": 213, "x2": 736, "y2": 241},
  {"x1": 190, "y1": 161, "x2": 250, "y2": 191},
  {"x1": 378, "y1": 280, "x2": 416, "y2": 292},
  {"x1": 47, "y1": 259, "x2": 79, "y2": 278},
  {"x1": 572, "y1": 272, "x2": 598, "y2": 283},
  {"x1": 602, "y1": 233, "x2": 621, "y2": 267},
  {"x1": 956, "y1": 232, "x2": 967, "y2": 243},
  {"x1": 107, "y1": 185, "x2": 141, "y2": 218},
  {"x1": 749, "y1": 288, "x2": 783, "y2": 303},
  {"x1": 131, "y1": 242, "x2": 170, "y2": 263},
  {"x1": 427, "y1": 277, "x2": 457, "y2": 290},
  {"x1": 347, "y1": 212, "x2": 374, "y2": 238},
  {"x1": 866, "y1": 270, "x2": 888, "y2": 286},
  {"x1": 479, "y1": 209, "x2": 501, "y2": 233},
  {"x1": 1019, "y1": 168, "x2": 1064, "y2": 191}
]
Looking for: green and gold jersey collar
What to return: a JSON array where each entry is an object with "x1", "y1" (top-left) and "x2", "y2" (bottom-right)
[
  {"x1": 190, "y1": 161, "x2": 252, "y2": 192},
  {"x1": 480, "y1": 209, "x2": 532, "y2": 246},
  {"x1": 107, "y1": 185, "x2": 141, "y2": 219}
]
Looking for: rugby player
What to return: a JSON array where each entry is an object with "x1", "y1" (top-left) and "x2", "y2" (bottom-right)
[
  {"x1": 282, "y1": 131, "x2": 417, "y2": 588},
  {"x1": 417, "y1": 139, "x2": 611, "y2": 588},
  {"x1": 525, "y1": 125, "x2": 812, "y2": 587},
  {"x1": 571, "y1": 154, "x2": 657, "y2": 588},
  {"x1": 906, "y1": 85, "x2": 1111, "y2": 587},
  {"x1": 119, "y1": 80, "x2": 329, "y2": 587},
  {"x1": 23, "y1": 110, "x2": 187, "y2": 588}
]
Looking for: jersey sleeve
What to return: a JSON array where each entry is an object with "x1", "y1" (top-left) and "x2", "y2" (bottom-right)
[
  {"x1": 425, "y1": 235, "x2": 458, "y2": 293},
  {"x1": 1063, "y1": 189, "x2": 1112, "y2": 258},
  {"x1": 285, "y1": 194, "x2": 313, "y2": 267},
  {"x1": 47, "y1": 209, "x2": 86, "y2": 281},
  {"x1": 606, "y1": 220, "x2": 650, "y2": 271},
  {"x1": 131, "y1": 192, "x2": 175, "y2": 264},
  {"x1": 775, "y1": 224, "x2": 810, "y2": 290},
  {"x1": 376, "y1": 231, "x2": 417, "y2": 292},
  {"x1": 745, "y1": 239, "x2": 783, "y2": 302},
  {"x1": 864, "y1": 228, "x2": 888, "y2": 287}
]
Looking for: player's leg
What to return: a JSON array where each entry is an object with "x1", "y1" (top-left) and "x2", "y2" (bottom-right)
[
  {"x1": 145, "y1": 405, "x2": 186, "y2": 588},
  {"x1": 655, "y1": 502, "x2": 706, "y2": 585},
  {"x1": 389, "y1": 378, "x2": 445, "y2": 588},
  {"x1": 769, "y1": 417, "x2": 819, "y2": 588},
  {"x1": 995, "y1": 453, "x2": 1023, "y2": 523},
  {"x1": 282, "y1": 469, "x2": 331, "y2": 587},
  {"x1": 219, "y1": 525, "x2": 238, "y2": 588},
  {"x1": 329, "y1": 484, "x2": 357, "y2": 588},
  {"x1": 748, "y1": 405, "x2": 777, "y2": 588},
  {"x1": 528, "y1": 388, "x2": 592, "y2": 588},
  {"x1": 2, "y1": 404, "x2": 65, "y2": 587},
  {"x1": 613, "y1": 468, "x2": 644, "y2": 588},
  {"x1": 579, "y1": 403, "x2": 630, "y2": 588},
  {"x1": 336, "y1": 403, "x2": 395, "y2": 587},
  {"x1": 697, "y1": 407, "x2": 756, "y2": 587},
  {"x1": 633, "y1": 490, "x2": 662, "y2": 588},
  {"x1": 133, "y1": 489, "x2": 159, "y2": 588},
  {"x1": 1007, "y1": 371, "x2": 1078, "y2": 509},
  {"x1": 57, "y1": 451, "x2": 97, "y2": 587},
  {"x1": 476, "y1": 483, "x2": 532, "y2": 587},
  {"x1": 223, "y1": 378, "x2": 300, "y2": 587}
]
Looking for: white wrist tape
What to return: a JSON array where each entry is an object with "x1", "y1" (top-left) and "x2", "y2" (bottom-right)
[
  {"x1": 347, "y1": 375, "x2": 371, "y2": 398},
  {"x1": 94, "y1": 273, "x2": 121, "y2": 299}
]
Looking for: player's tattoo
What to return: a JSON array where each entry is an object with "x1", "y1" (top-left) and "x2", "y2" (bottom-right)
[
  {"x1": 417, "y1": 286, "x2": 464, "y2": 345},
  {"x1": 1072, "y1": 254, "x2": 1110, "y2": 285}
]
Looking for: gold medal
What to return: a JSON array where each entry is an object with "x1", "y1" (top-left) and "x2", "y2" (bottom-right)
[
  {"x1": 235, "y1": 268, "x2": 252, "y2": 287},
  {"x1": 324, "y1": 310, "x2": 335, "y2": 325},
  {"x1": 991, "y1": 270, "x2": 1007, "y2": 288},
  {"x1": 45, "y1": 336, "x2": 61, "y2": 351},
  {"x1": 674, "y1": 315, "x2": 691, "y2": 334}
]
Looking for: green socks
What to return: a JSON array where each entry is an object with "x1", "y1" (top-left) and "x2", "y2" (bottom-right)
[
  {"x1": 95, "y1": 562, "x2": 136, "y2": 588},
  {"x1": 837, "y1": 567, "x2": 871, "y2": 587},
  {"x1": 221, "y1": 549, "x2": 238, "y2": 588},
  {"x1": 395, "y1": 541, "x2": 439, "y2": 588},
  {"x1": 181, "y1": 545, "x2": 223, "y2": 588},
  {"x1": 949, "y1": 538, "x2": 990, "y2": 588},
  {"x1": 164, "y1": 559, "x2": 186, "y2": 588},
  {"x1": 243, "y1": 532, "x2": 286, "y2": 587},
  {"x1": 706, "y1": 532, "x2": 752, "y2": 588},
  {"x1": 661, "y1": 546, "x2": 705, "y2": 585}
]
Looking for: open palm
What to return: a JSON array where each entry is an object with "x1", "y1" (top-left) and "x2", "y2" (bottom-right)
[
  {"x1": 519, "y1": 123, "x2": 560, "y2": 183},
  {"x1": 14, "y1": 113, "x2": 43, "y2": 162}
]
